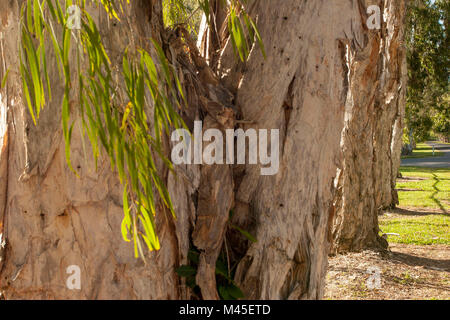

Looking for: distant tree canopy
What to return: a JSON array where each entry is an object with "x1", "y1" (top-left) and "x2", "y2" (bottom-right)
[
  {"x1": 163, "y1": 0, "x2": 202, "y2": 34},
  {"x1": 406, "y1": 0, "x2": 449, "y2": 142}
]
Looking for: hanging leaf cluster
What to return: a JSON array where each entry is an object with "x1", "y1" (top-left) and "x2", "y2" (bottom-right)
[{"x1": 18, "y1": 0, "x2": 264, "y2": 259}]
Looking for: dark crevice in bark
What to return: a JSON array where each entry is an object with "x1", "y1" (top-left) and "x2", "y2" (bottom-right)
[
  {"x1": 167, "y1": 23, "x2": 240, "y2": 299},
  {"x1": 281, "y1": 76, "x2": 295, "y2": 155}
]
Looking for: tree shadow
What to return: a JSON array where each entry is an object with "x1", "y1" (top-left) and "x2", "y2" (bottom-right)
[
  {"x1": 389, "y1": 251, "x2": 450, "y2": 273},
  {"x1": 383, "y1": 273, "x2": 450, "y2": 291},
  {"x1": 389, "y1": 207, "x2": 449, "y2": 217},
  {"x1": 431, "y1": 173, "x2": 447, "y2": 214},
  {"x1": 397, "y1": 177, "x2": 427, "y2": 181}
]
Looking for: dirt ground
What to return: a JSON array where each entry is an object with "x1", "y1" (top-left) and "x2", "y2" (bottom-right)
[{"x1": 324, "y1": 243, "x2": 450, "y2": 300}]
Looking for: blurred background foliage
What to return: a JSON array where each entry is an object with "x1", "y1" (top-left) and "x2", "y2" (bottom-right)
[{"x1": 405, "y1": 0, "x2": 449, "y2": 143}]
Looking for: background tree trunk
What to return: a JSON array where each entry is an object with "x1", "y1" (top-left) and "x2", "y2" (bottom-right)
[
  {"x1": 332, "y1": 0, "x2": 407, "y2": 253},
  {"x1": 0, "y1": 0, "x2": 407, "y2": 299},
  {"x1": 374, "y1": 0, "x2": 408, "y2": 211}
]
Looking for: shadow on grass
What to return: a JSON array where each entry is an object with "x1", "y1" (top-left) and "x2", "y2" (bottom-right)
[
  {"x1": 431, "y1": 173, "x2": 447, "y2": 214},
  {"x1": 400, "y1": 167, "x2": 450, "y2": 176},
  {"x1": 395, "y1": 167, "x2": 448, "y2": 214},
  {"x1": 390, "y1": 251, "x2": 450, "y2": 273},
  {"x1": 390, "y1": 207, "x2": 449, "y2": 217}
]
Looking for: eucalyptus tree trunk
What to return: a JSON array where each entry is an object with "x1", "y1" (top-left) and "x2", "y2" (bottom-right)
[
  {"x1": 0, "y1": 0, "x2": 405, "y2": 300},
  {"x1": 331, "y1": 0, "x2": 407, "y2": 253},
  {"x1": 375, "y1": 0, "x2": 408, "y2": 211},
  {"x1": 0, "y1": 0, "x2": 186, "y2": 300}
]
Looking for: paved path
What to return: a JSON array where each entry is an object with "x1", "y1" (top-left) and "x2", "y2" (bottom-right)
[{"x1": 401, "y1": 142, "x2": 450, "y2": 168}]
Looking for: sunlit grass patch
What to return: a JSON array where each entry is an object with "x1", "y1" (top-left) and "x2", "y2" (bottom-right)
[
  {"x1": 396, "y1": 167, "x2": 450, "y2": 211},
  {"x1": 389, "y1": 166, "x2": 450, "y2": 245},
  {"x1": 380, "y1": 214, "x2": 450, "y2": 245},
  {"x1": 401, "y1": 143, "x2": 444, "y2": 159}
]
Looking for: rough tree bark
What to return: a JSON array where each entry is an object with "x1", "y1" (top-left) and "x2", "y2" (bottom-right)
[
  {"x1": 0, "y1": 0, "x2": 188, "y2": 300},
  {"x1": 374, "y1": 0, "x2": 408, "y2": 211},
  {"x1": 0, "y1": 0, "x2": 406, "y2": 299},
  {"x1": 331, "y1": 0, "x2": 407, "y2": 253}
]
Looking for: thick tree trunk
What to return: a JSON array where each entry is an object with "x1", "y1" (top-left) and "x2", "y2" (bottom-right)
[
  {"x1": 0, "y1": 0, "x2": 188, "y2": 300},
  {"x1": 226, "y1": 0, "x2": 380, "y2": 299},
  {"x1": 332, "y1": 0, "x2": 407, "y2": 253},
  {"x1": 0, "y1": 0, "x2": 406, "y2": 300}
]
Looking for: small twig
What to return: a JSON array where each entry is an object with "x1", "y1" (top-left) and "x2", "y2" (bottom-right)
[{"x1": 224, "y1": 236, "x2": 231, "y2": 280}]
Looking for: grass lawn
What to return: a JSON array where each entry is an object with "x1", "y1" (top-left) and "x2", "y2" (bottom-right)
[
  {"x1": 401, "y1": 143, "x2": 444, "y2": 159},
  {"x1": 380, "y1": 166, "x2": 450, "y2": 245},
  {"x1": 396, "y1": 166, "x2": 450, "y2": 211},
  {"x1": 327, "y1": 166, "x2": 450, "y2": 300},
  {"x1": 380, "y1": 214, "x2": 449, "y2": 245}
]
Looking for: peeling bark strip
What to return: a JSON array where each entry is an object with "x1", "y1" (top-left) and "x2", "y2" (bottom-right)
[
  {"x1": 0, "y1": 35, "x2": 9, "y2": 272},
  {"x1": 192, "y1": 117, "x2": 234, "y2": 300},
  {"x1": 0, "y1": 0, "x2": 406, "y2": 300},
  {"x1": 0, "y1": 130, "x2": 8, "y2": 273}
]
